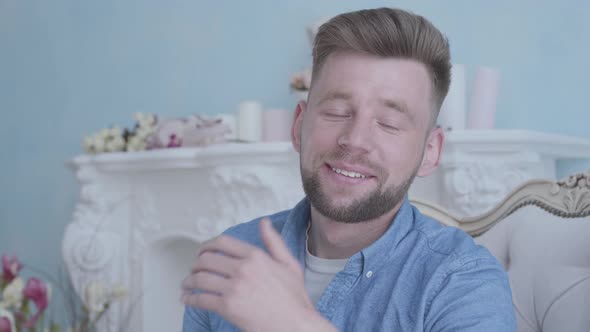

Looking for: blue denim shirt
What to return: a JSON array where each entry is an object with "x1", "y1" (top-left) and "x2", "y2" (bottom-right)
[{"x1": 183, "y1": 197, "x2": 516, "y2": 331}]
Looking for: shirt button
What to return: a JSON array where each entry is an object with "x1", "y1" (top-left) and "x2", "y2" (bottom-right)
[{"x1": 366, "y1": 271, "x2": 373, "y2": 278}]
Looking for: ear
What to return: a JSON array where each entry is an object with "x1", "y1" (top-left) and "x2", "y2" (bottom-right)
[
  {"x1": 291, "y1": 100, "x2": 307, "y2": 153},
  {"x1": 417, "y1": 126, "x2": 444, "y2": 177}
]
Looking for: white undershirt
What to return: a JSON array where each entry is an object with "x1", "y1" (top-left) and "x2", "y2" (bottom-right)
[{"x1": 304, "y1": 223, "x2": 349, "y2": 304}]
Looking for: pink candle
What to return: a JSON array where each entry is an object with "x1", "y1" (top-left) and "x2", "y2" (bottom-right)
[{"x1": 263, "y1": 109, "x2": 293, "y2": 142}]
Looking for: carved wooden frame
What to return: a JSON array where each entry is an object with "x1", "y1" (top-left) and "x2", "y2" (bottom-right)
[{"x1": 411, "y1": 170, "x2": 590, "y2": 237}]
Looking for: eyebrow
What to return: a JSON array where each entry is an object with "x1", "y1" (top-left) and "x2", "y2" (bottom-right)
[
  {"x1": 315, "y1": 91, "x2": 352, "y2": 106},
  {"x1": 379, "y1": 98, "x2": 409, "y2": 115},
  {"x1": 378, "y1": 97, "x2": 416, "y2": 124}
]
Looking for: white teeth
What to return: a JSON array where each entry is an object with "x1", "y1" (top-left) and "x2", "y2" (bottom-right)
[{"x1": 331, "y1": 167, "x2": 367, "y2": 178}]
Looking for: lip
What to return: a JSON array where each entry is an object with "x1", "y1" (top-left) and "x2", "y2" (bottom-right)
[
  {"x1": 326, "y1": 162, "x2": 376, "y2": 178},
  {"x1": 322, "y1": 164, "x2": 374, "y2": 185}
]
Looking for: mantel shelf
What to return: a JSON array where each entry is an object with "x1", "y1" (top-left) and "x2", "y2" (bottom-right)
[
  {"x1": 442, "y1": 130, "x2": 590, "y2": 159},
  {"x1": 67, "y1": 130, "x2": 590, "y2": 172}
]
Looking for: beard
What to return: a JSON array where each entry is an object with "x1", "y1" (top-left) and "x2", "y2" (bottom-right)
[{"x1": 300, "y1": 150, "x2": 419, "y2": 223}]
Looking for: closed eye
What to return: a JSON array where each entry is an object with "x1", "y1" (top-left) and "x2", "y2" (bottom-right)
[
  {"x1": 378, "y1": 122, "x2": 399, "y2": 132},
  {"x1": 321, "y1": 110, "x2": 351, "y2": 120},
  {"x1": 326, "y1": 113, "x2": 349, "y2": 118}
]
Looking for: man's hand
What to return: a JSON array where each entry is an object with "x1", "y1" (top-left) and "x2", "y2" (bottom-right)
[{"x1": 181, "y1": 218, "x2": 336, "y2": 332}]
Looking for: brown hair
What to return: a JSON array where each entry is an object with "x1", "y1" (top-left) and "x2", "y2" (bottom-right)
[{"x1": 312, "y1": 7, "x2": 451, "y2": 119}]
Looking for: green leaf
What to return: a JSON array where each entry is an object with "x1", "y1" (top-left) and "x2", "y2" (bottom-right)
[
  {"x1": 22, "y1": 299, "x2": 30, "y2": 314},
  {"x1": 50, "y1": 322, "x2": 62, "y2": 332}
]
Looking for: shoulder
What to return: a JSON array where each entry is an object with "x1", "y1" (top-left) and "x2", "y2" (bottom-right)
[
  {"x1": 409, "y1": 204, "x2": 509, "y2": 296},
  {"x1": 407, "y1": 206, "x2": 514, "y2": 328},
  {"x1": 411, "y1": 205, "x2": 496, "y2": 264},
  {"x1": 220, "y1": 208, "x2": 292, "y2": 248}
]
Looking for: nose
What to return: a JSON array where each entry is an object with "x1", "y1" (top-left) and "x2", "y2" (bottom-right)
[{"x1": 337, "y1": 117, "x2": 372, "y2": 153}]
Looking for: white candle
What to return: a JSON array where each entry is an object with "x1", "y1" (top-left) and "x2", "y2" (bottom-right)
[
  {"x1": 237, "y1": 101, "x2": 263, "y2": 142},
  {"x1": 438, "y1": 64, "x2": 466, "y2": 131},
  {"x1": 467, "y1": 66, "x2": 501, "y2": 129}
]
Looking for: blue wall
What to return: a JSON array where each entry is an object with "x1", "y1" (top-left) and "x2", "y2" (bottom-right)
[{"x1": 1, "y1": 0, "x2": 589, "y2": 324}]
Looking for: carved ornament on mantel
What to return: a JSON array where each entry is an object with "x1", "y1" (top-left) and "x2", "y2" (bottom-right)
[
  {"x1": 442, "y1": 163, "x2": 531, "y2": 216},
  {"x1": 63, "y1": 165, "x2": 129, "y2": 332}
]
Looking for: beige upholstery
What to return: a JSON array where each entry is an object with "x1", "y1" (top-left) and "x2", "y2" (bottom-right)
[{"x1": 411, "y1": 170, "x2": 590, "y2": 332}]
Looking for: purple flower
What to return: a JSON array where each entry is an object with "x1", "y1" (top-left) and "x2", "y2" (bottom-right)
[
  {"x1": 1, "y1": 255, "x2": 22, "y2": 283},
  {"x1": 0, "y1": 317, "x2": 12, "y2": 332},
  {"x1": 23, "y1": 277, "x2": 49, "y2": 328},
  {"x1": 0, "y1": 309, "x2": 15, "y2": 332},
  {"x1": 167, "y1": 134, "x2": 182, "y2": 148}
]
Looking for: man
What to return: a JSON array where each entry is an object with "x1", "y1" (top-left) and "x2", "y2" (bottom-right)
[{"x1": 182, "y1": 7, "x2": 515, "y2": 331}]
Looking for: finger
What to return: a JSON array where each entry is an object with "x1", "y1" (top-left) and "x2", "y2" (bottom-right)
[
  {"x1": 198, "y1": 235, "x2": 260, "y2": 259},
  {"x1": 182, "y1": 291, "x2": 223, "y2": 313},
  {"x1": 190, "y1": 251, "x2": 238, "y2": 276},
  {"x1": 182, "y1": 271, "x2": 229, "y2": 295},
  {"x1": 260, "y1": 218, "x2": 299, "y2": 268}
]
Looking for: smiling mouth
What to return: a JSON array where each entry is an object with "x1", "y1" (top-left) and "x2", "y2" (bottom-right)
[{"x1": 330, "y1": 166, "x2": 369, "y2": 179}]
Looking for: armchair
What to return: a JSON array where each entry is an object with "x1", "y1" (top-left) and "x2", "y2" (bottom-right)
[{"x1": 411, "y1": 170, "x2": 590, "y2": 332}]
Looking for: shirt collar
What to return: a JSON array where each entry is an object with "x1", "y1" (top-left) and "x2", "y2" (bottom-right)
[
  {"x1": 280, "y1": 198, "x2": 311, "y2": 265},
  {"x1": 281, "y1": 197, "x2": 416, "y2": 276},
  {"x1": 348, "y1": 196, "x2": 415, "y2": 276}
]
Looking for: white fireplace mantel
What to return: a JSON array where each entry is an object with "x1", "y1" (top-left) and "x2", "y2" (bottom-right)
[{"x1": 62, "y1": 130, "x2": 590, "y2": 332}]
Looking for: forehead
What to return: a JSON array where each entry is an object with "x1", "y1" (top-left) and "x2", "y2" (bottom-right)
[{"x1": 311, "y1": 51, "x2": 433, "y2": 114}]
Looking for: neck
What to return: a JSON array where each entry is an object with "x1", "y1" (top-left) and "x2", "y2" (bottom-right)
[{"x1": 307, "y1": 200, "x2": 404, "y2": 259}]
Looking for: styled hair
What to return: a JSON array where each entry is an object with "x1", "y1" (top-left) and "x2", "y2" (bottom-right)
[{"x1": 312, "y1": 7, "x2": 451, "y2": 119}]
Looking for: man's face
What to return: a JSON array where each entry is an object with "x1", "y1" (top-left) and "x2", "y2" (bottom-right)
[{"x1": 292, "y1": 51, "x2": 442, "y2": 223}]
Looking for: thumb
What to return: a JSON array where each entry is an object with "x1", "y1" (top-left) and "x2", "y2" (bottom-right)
[{"x1": 260, "y1": 218, "x2": 299, "y2": 269}]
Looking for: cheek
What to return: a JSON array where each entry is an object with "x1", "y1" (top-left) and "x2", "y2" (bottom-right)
[
  {"x1": 302, "y1": 119, "x2": 340, "y2": 150},
  {"x1": 378, "y1": 134, "x2": 425, "y2": 174}
]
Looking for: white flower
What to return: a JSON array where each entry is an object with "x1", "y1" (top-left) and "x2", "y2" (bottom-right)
[
  {"x1": 83, "y1": 136, "x2": 95, "y2": 154},
  {"x1": 83, "y1": 136, "x2": 93, "y2": 147},
  {"x1": 105, "y1": 135, "x2": 125, "y2": 152},
  {"x1": 139, "y1": 118, "x2": 154, "y2": 129},
  {"x1": 109, "y1": 284, "x2": 128, "y2": 301},
  {"x1": 109, "y1": 126, "x2": 123, "y2": 138},
  {"x1": 135, "y1": 113, "x2": 156, "y2": 129},
  {"x1": 0, "y1": 308, "x2": 16, "y2": 332},
  {"x1": 126, "y1": 135, "x2": 146, "y2": 152},
  {"x1": 83, "y1": 133, "x2": 108, "y2": 154},
  {"x1": 98, "y1": 128, "x2": 110, "y2": 140},
  {"x1": 92, "y1": 136, "x2": 106, "y2": 153},
  {"x1": 135, "y1": 126, "x2": 155, "y2": 140},
  {"x1": 0, "y1": 277, "x2": 24, "y2": 309},
  {"x1": 133, "y1": 112, "x2": 145, "y2": 122},
  {"x1": 84, "y1": 281, "x2": 108, "y2": 313},
  {"x1": 113, "y1": 135, "x2": 126, "y2": 150}
]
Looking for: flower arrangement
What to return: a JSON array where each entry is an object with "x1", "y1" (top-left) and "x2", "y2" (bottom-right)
[
  {"x1": 0, "y1": 254, "x2": 127, "y2": 332},
  {"x1": 83, "y1": 113, "x2": 233, "y2": 154},
  {"x1": 83, "y1": 113, "x2": 157, "y2": 154}
]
